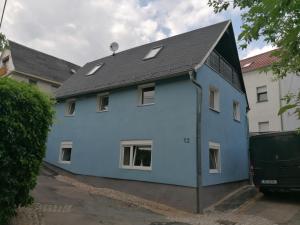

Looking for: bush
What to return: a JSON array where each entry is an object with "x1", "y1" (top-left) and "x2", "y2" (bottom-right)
[{"x1": 0, "y1": 78, "x2": 54, "y2": 225}]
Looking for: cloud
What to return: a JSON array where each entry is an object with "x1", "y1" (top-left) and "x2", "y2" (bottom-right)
[
  {"x1": 242, "y1": 45, "x2": 276, "y2": 59},
  {"x1": 1, "y1": 0, "x2": 234, "y2": 65}
]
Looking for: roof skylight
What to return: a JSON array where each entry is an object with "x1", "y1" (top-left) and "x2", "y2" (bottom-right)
[
  {"x1": 86, "y1": 63, "x2": 103, "y2": 76},
  {"x1": 242, "y1": 62, "x2": 253, "y2": 68},
  {"x1": 143, "y1": 46, "x2": 163, "y2": 60}
]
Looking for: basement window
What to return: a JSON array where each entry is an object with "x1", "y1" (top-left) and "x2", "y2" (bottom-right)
[
  {"x1": 86, "y1": 63, "x2": 103, "y2": 76},
  {"x1": 120, "y1": 140, "x2": 152, "y2": 170},
  {"x1": 143, "y1": 46, "x2": 163, "y2": 60},
  {"x1": 258, "y1": 121, "x2": 269, "y2": 132},
  {"x1": 97, "y1": 93, "x2": 109, "y2": 112},
  {"x1": 209, "y1": 142, "x2": 220, "y2": 173},
  {"x1": 65, "y1": 99, "x2": 76, "y2": 116},
  {"x1": 60, "y1": 142, "x2": 72, "y2": 163}
]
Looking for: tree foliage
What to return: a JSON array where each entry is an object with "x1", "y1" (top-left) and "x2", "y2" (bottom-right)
[
  {"x1": 208, "y1": 0, "x2": 300, "y2": 125},
  {"x1": 0, "y1": 78, "x2": 54, "y2": 225}
]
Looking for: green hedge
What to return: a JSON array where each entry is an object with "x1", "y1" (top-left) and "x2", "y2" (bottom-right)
[{"x1": 0, "y1": 78, "x2": 54, "y2": 224}]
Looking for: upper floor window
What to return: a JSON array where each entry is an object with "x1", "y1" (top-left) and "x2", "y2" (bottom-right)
[
  {"x1": 139, "y1": 84, "x2": 155, "y2": 105},
  {"x1": 120, "y1": 140, "x2": 152, "y2": 170},
  {"x1": 59, "y1": 141, "x2": 72, "y2": 163},
  {"x1": 143, "y1": 46, "x2": 163, "y2": 60},
  {"x1": 97, "y1": 93, "x2": 109, "y2": 112},
  {"x1": 209, "y1": 86, "x2": 220, "y2": 112},
  {"x1": 209, "y1": 142, "x2": 221, "y2": 173},
  {"x1": 65, "y1": 99, "x2": 76, "y2": 116},
  {"x1": 233, "y1": 101, "x2": 240, "y2": 121},
  {"x1": 258, "y1": 121, "x2": 269, "y2": 132},
  {"x1": 257, "y1": 85, "x2": 268, "y2": 102}
]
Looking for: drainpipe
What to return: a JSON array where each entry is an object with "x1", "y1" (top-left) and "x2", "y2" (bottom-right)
[{"x1": 189, "y1": 70, "x2": 202, "y2": 213}]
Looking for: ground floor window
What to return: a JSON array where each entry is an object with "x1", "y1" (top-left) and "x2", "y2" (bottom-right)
[
  {"x1": 120, "y1": 140, "x2": 152, "y2": 170},
  {"x1": 60, "y1": 141, "x2": 72, "y2": 163},
  {"x1": 209, "y1": 142, "x2": 221, "y2": 173}
]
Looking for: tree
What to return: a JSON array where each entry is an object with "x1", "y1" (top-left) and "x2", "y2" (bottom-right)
[
  {"x1": 0, "y1": 78, "x2": 54, "y2": 224},
  {"x1": 208, "y1": 0, "x2": 300, "y2": 129}
]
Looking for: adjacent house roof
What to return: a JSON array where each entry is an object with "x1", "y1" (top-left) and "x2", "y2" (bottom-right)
[
  {"x1": 56, "y1": 20, "x2": 237, "y2": 99},
  {"x1": 240, "y1": 49, "x2": 279, "y2": 73},
  {"x1": 8, "y1": 40, "x2": 80, "y2": 83}
]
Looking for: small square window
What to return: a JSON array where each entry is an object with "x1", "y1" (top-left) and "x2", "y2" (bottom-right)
[
  {"x1": 258, "y1": 121, "x2": 269, "y2": 132},
  {"x1": 257, "y1": 86, "x2": 268, "y2": 102},
  {"x1": 97, "y1": 93, "x2": 109, "y2": 112},
  {"x1": 143, "y1": 46, "x2": 163, "y2": 60},
  {"x1": 139, "y1": 84, "x2": 155, "y2": 105},
  {"x1": 120, "y1": 140, "x2": 152, "y2": 170},
  {"x1": 233, "y1": 101, "x2": 240, "y2": 121},
  {"x1": 65, "y1": 99, "x2": 76, "y2": 116},
  {"x1": 60, "y1": 142, "x2": 72, "y2": 163},
  {"x1": 209, "y1": 142, "x2": 220, "y2": 173},
  {"x1": 209, "y1": 87, "x2": 219, "y2": 111}
]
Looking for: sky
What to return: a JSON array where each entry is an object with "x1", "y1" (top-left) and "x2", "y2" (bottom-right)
[{"x1": 1, "y1": 0, "x2": 274, "y2": 66}]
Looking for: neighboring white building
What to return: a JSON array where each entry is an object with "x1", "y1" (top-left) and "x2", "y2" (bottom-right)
[
  {"x1": 241, "y1": 50, "x2": 300, "y2": 133},
  {"x1": 0, "y1": 40, "x2": 80, "y2": 95}
]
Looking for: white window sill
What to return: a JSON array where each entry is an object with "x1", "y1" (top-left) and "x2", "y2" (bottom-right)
[
  {"x1": 97, "y1": 109, "x2": 109, "y2": 113},
  {"x1": 121, "y1": 166, "x2": 152, "y2": 171},
  {"x1": 209, "y1": 107, "x2": 220, "y2": 113},
  {"x1": 138, "y1": 103, "x2": 155, "y2": 107},
  {"x1": 209, "y1": 169, "x2": 220, "y2": 174},
  {"x1": 65, "y1": 114, "x2": 75, "y2": 117},
  {"x1": 59, "y1": 161, "x2": 71, "y2": 164}
]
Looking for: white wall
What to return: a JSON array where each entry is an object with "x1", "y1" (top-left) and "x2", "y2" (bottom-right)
[
  {"x1": 280, "y1": 73, "x2": 300, "y2": 131},
  {"x1": 243, "y1": 70, "x2": 282, "y2": 132},
  {"x1": 243, "y1": 69, "x2": 300, "y2": 132}
]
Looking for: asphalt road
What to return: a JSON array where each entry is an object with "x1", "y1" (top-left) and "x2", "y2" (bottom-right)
[{"x1": 241, "y1": 192, "x2": 300, "y2": 225}]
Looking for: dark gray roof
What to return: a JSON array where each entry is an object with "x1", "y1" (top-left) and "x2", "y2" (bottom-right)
[
  {"x1": 56, "y1": 20, "x2": 230, "y2": 99},
  {"x1": 9, "y1": 41, "x2": 80, "y2": 83}
]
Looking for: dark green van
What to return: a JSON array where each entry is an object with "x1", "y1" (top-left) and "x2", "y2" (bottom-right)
[{"x1": 250, "y1": 131, "x2": 300, "y2": 194}]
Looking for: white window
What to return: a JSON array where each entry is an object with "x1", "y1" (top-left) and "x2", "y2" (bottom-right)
[
  {"x1": 65, "y1": 99, "x2": 76, "y2": 116},
  {"x1": 233, "y1": 101, "x2": 240, "y2": 121},
  {"x1": 258, "y1": 121, "x2": 269, "y2": 132},
  {"x1": 257, "y1": 85, "x2": 268, "y2": 102},
  {"x1": 86, "y1": 63, "x2": 103, "y2": 76},
  {"x1": 209, "y1": 86, "x2": 220, "y2": 111},
  {"x1": 143, "y1": 46, "x2": 163, "y2": 60},
  {"x1": 139, "y1": 84, "x2": 155, "y2": 105},
  {"x1": 120, "y1": 140, "x2": 152, "y2": 170},
  {"x1": 209, "y1": 142, "x2": 221, "y2": 173},
  {"x1": 97, "y1": 93, "x2": 109, "y2": 112},
  {"x1": 59, "y1": 142, "x2": 72, "y2": 163}
]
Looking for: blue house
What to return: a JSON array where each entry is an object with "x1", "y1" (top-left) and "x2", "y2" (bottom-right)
[{"x1": 46, "y1": 20, "x2": 249, "y2": 213}]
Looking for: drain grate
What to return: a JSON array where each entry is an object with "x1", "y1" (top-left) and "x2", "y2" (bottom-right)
[{"x1": 33, "y1": 203, "x2": 72, "y2": 213}]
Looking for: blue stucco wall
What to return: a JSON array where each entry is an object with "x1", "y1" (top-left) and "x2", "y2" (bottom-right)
[
  {"x1": 46, "y1": 77, "x2": 198, "y2": 187},
  {"x1": 197, "y1": 65, "x2": 249, "y2": 186}
]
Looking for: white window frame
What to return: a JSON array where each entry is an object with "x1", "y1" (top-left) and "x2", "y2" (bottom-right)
[
  {"x1": 65, "y1": 99, "x2": 76, "y2": 116},
  {"x1": 97, "y1": 92, "x2": 109, "y2": 112},
  {"x1": 138, "y1": 83, "x2": 155, "y2": 106},
  {"x1": 257, "y1": 85, "x2": 268, "y2": 102},
  {"x1": 233, "y1": 100, "x2": 241, "y2": 121},
  {"x1": 209, "y1": 142, "x2": 221, "y2": 174},
  {"x1": 120, "y1": 140, "x2": 153, "y2": 171},
  {"x1": 59, "y1": 141, "x2": 72, "y2": 164},
  {"x1": 209, "y1": 86, "x2": 220, "y2": 112},
  {"x1": 258, "y1": 121, "x2": 269, "y2": 132}
]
